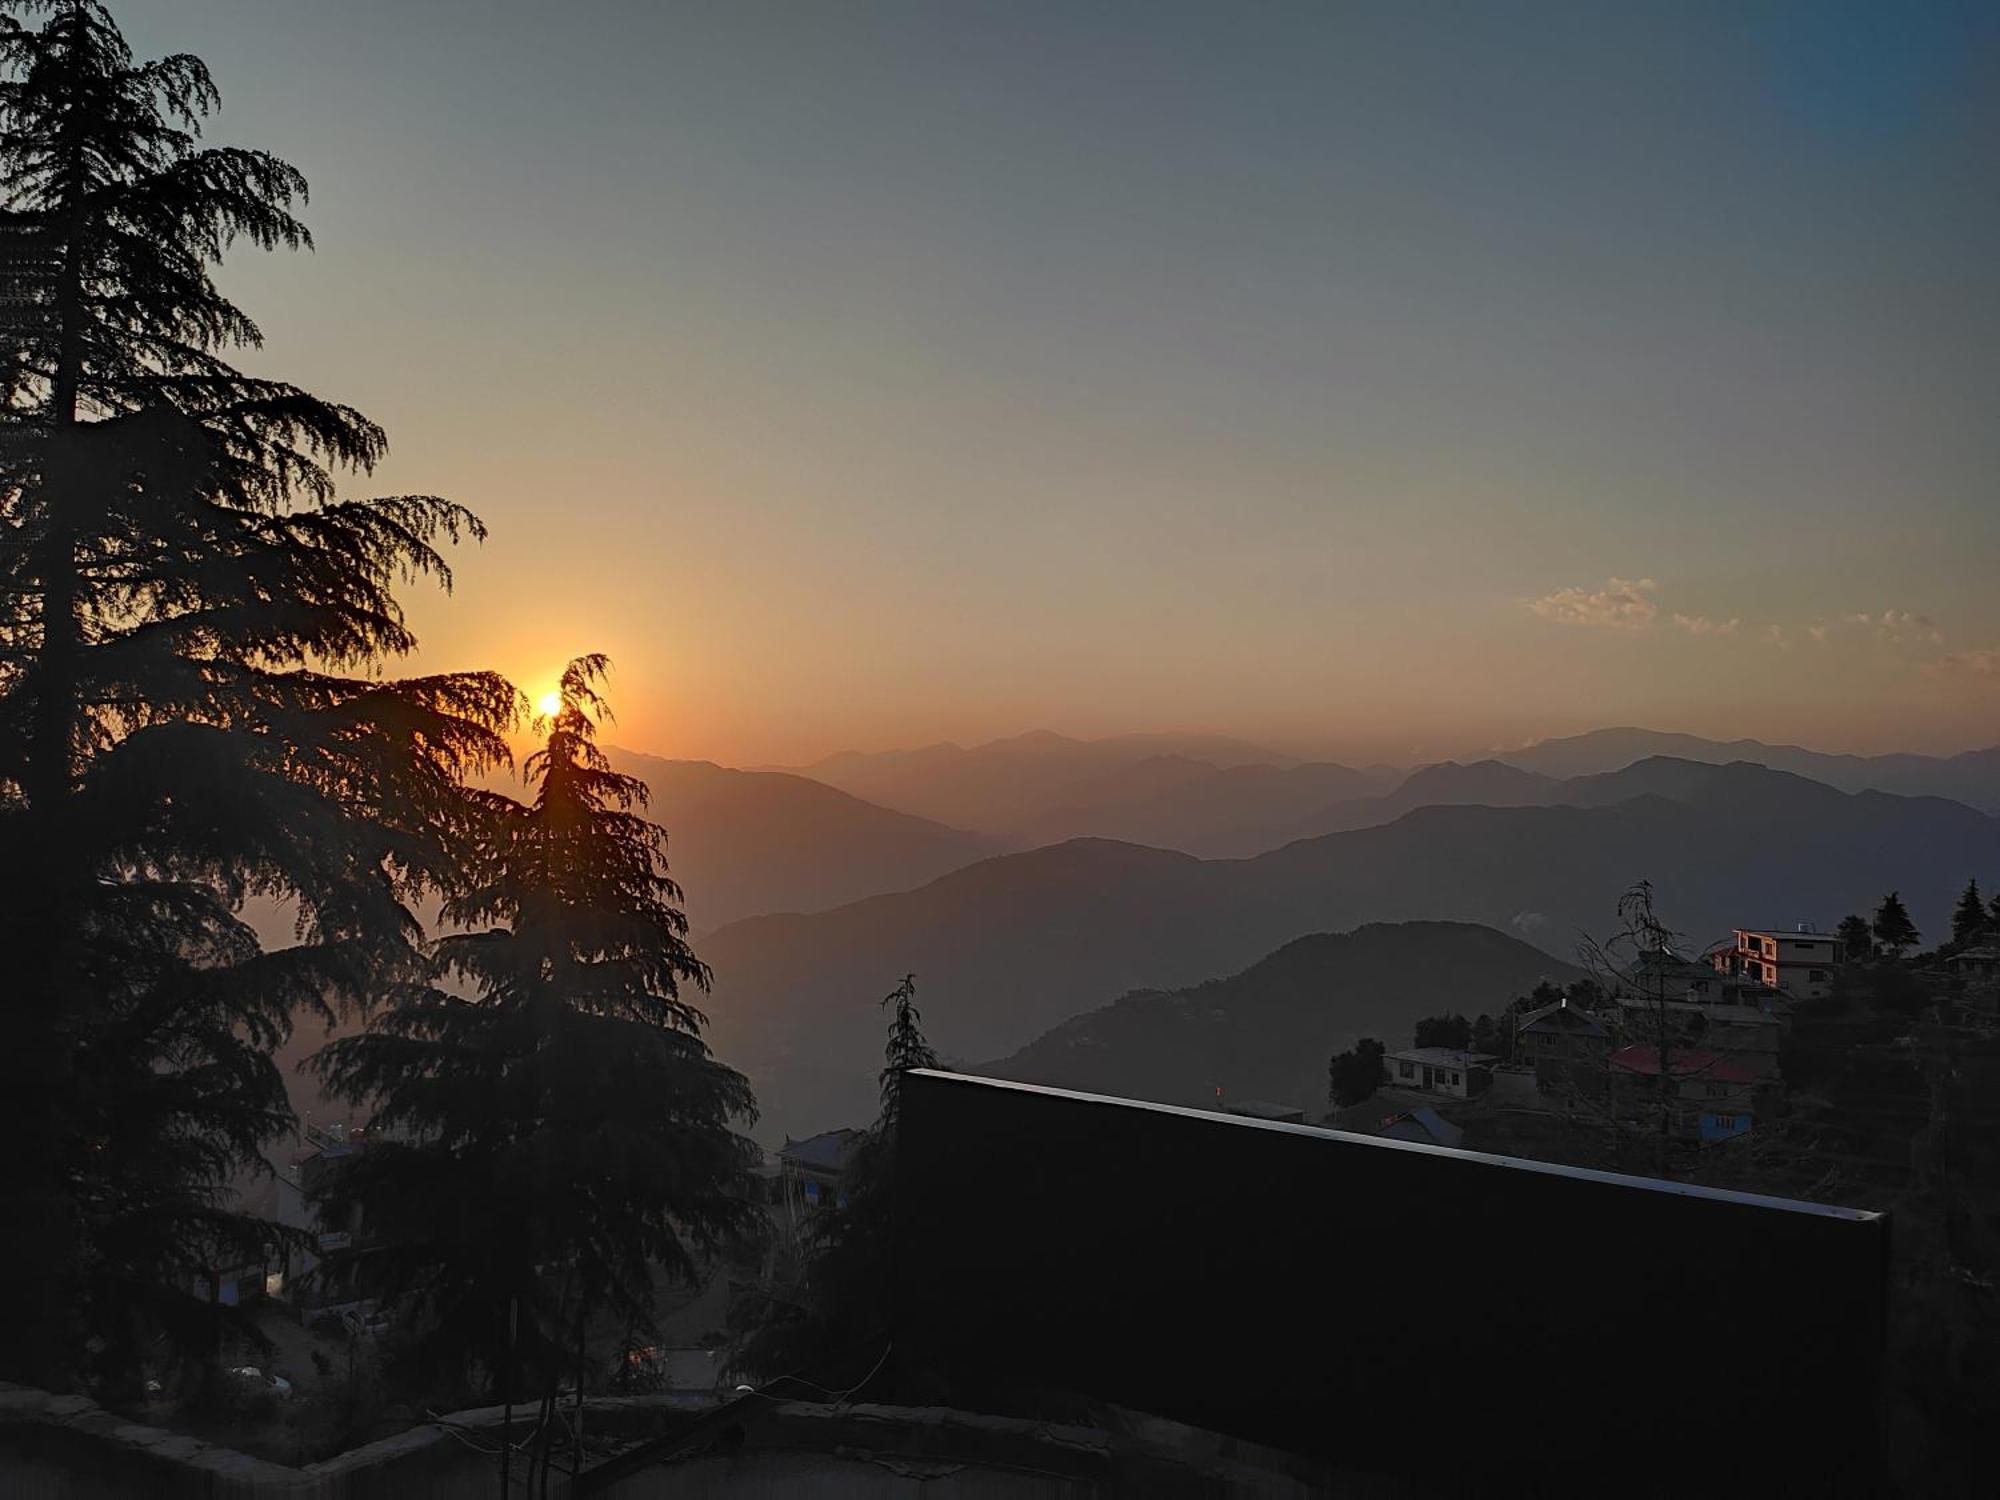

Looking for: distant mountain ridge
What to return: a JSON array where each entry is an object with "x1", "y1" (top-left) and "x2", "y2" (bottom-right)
[
  {"x1": 1015, "y1": 756, "x2": 1388, "y2": 855},
  {"x1": 770, "y1": 731, "x2": 1397, "y2": 854},
  {"x1": 1495, "y1": 727, "x2": 2000, "y2": 810},
  {"x1": 699, "y1": 755, "x2": 2000, "y2": 1140},
  {"x1": 763, "y1": 725, "x2": 2000, "y2": 860},
  {"x1": 1284, "y1": 751, "x2": 1942, "y2": 840},
  {"x1": 601, "y1": 748, "x2": 1003, "y2": 931},
  {"x1": 987, "y1": 922, "x2": 1588, "y2": 1115}
]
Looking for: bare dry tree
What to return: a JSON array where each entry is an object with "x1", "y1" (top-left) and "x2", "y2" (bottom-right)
[
  {"x1": 1549, "y1": 881, "x2": 1831, "y2": 1188},
  {"x1": 1571, "y1": 881, "x2": 1697, "y2": 1176}
]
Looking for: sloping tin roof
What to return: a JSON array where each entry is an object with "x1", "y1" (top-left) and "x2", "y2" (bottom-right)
[
  {"x1": 780, "y1": 1127, "x2": 866, "y2": 1174},
  {"x1": 1379, "y1": 1106, "x2": 1465, "y2": 1148},
  {"x1": 1518, "y1": 1001, "x2": 1608, "y2": 1038},
  {"x1": 1608, "y1": 1045, "x2": 1756, "y2": 1085}
]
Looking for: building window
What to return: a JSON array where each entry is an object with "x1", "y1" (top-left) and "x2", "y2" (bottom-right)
[
  {"x1": 1809, "y1": 969, "x2": 1827, "y2": 982},
  {"x1": 1398, "y1": 1061, "x2": 1414, "y2": 1079},
  {"x1": 1449, "y1": 1071, "x2": 1461, "y2": 1086}
]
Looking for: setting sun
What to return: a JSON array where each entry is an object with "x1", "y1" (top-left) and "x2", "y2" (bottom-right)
[{"x1": 537, "y1": 690, "x2": 562, "y2": 717}]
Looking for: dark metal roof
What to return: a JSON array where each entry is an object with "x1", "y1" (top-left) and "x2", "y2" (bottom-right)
[
  {"x1": 780, "y1": 1127, "x2": 866, "y2": 1174},
  {"x1": 1379, "y1": 1107, "x2": 1464, "y2": 1148},
  {"x1": 1225, "y1": 1100, "x2": 1306, "y2": 1123},
  {"x1": 1387, "y1": 1046, "x2": 1498, "y2": 1067},
  {"x1": 1517, "y1": 1000, "x2": 1608, "y2": 1037}
]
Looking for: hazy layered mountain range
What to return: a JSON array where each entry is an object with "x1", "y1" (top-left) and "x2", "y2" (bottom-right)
[
  {"x1": 986, "y1": 922, "x2": 1589, "y2": 1116},
  {"x1": 770, "y1": 727, "x2": 2000, "y2": 857},
  {"x1": 271, "y1": 727, "x2": 2000, "y2": 1149},
  {"x1": 700, "y1": 755, "x2": 2000, "y2": 1140},
  {"x1": 772, "y1": 730, "x2": 1400, "y2": 854},
  {"x1": 1493, "y1": 727, "x2": 2000, "y2": 810},
  {"x1": 602, "y1": 750, "x2": 1004, "y2": 931},
  {"x1": 1283, "y1": 747, "x2": 2000, "y2": 841}
]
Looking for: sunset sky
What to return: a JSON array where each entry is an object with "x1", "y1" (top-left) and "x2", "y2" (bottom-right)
[{"x1": 133, "y1": 1, "x2": 2000, "y2": 766}]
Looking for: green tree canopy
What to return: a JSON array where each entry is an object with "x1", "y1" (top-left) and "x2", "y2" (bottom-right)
[
  {"x1": 1328, "y1": 1037, "x2": 1388, "y2": 1108},
  {"x1": 313, "y1": 660, "x2": 759, "y2": 1398},
  {"x1": 1413, "y1": 1012, "x2": 1473, "y2": 1050},
  {"x1": 1519, "y1": 980, "x2": 1564, "y2": 1011},
  {"x1": 1837, "y1": 914, "x2": 1875, "y2": 964}
]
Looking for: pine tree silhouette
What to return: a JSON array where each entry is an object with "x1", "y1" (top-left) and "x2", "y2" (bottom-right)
[
  {"x1": 1949, "y1": 880, "x2": 1987, "y2": 950},
  {"x1": 733, "y1": 974, "x2": 940, "y2": 1387},
  {"x1": 1872, "y1": 891, "x2": 1920, "y2": 958},
  {"x1": 313, "y1": 660, "x2": 759, "y2": 1398},
  {"x1": 0, "y1": 1, "x2": 512, "y2": 1392}
]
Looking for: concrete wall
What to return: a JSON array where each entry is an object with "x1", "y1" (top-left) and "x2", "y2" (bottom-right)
[
  {"x1": 893, "y1": 1070, "x2": 1891, "y2": 1493},
  {"x1": 0, "y1": 1383, "x2": 696, "y2": 1498},
  {"x1": 583, "y1": 1400, "x2": 1334, "y2": 1498},
  {"x1": 1485, "y1": 1065, "x2": 1543, "y2": 1108}
]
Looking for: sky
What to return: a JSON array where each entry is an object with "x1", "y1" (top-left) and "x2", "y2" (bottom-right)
[{"x1": 128, "y1": 1, "x2": 2000, "y2": 766}]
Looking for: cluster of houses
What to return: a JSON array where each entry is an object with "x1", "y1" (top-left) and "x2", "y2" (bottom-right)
[{"x1": 1373, "y1": 924, "x2": 1839, "y2": 1147}]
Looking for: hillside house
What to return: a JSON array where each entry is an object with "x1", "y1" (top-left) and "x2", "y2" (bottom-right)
[
  {"x1": 779, "y1": 1128, "x2": 865, "y2": 1215},
  {"x1": 270, "y1": 1118, "x2": 378, "y2": 1313},
  {"x1": 1682, "y1": 970, "x2": 1787, "y2": 1011},
  {"x1": 1516, "y1": 1000, "x2": 1609, "y2": 1068},
  {"x1": 1608, "y1": 1045, "x2": 1757, "y2": 1142},
  {"x1": 1627, "y1": 946, "x2": 1718, "y2": 994},
  {"x1": 1945, "y1": 944, "x2": 2000, "y2": 984},
  {"x1": 1385, "y1": 1047, "x2": 1496, "y2": 1099},
  {"x1": 1712, "y1": 926, "x2": 1839, "y2": 999},
  {"x1": 1613, "y1": 996, "x2": 1784, "y2": 1082}
]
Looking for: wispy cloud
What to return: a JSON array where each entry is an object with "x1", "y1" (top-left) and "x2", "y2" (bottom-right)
[
  {"x1": 1526, "y1": 577, "x2": 1659, "y2": 630},
  {"x1": 1524, "y1": 583, "x2": 1955, "y2": 665},
  {"x1": 1846, "y1": 609, "x2": 1943, "y2": 645},
  {"x1": 1671, "y1": 613, "x2": 1740, "y2": 637},
  {"x1": 1922, "y1": 645, "x2": 2000, "y2": 681}
]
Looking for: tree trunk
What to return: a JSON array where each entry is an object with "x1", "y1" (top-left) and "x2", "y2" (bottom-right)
[
  {"x1": 500, "y1": 1296, "x2": 517, "y2": 1495},
  {"x1": 3, "y1": 149, "x2": 91, "y2": 1390},
  {"x1": 572, "y1": 1301, "x2": 586, "y2": 1481}
]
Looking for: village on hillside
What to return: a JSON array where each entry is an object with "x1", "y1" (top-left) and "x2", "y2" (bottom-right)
[{"x1": 1312, "y1": 903, "x2": 2000, "y2": 1197}]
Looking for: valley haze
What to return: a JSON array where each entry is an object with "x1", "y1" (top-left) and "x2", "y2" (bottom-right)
[
  {"x1": 652, "y1": 726, "x2": 2000, "y2": 1140},
  {"x1": 271, "y1": 722, "x2": 2000, "y2": 1147}
]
